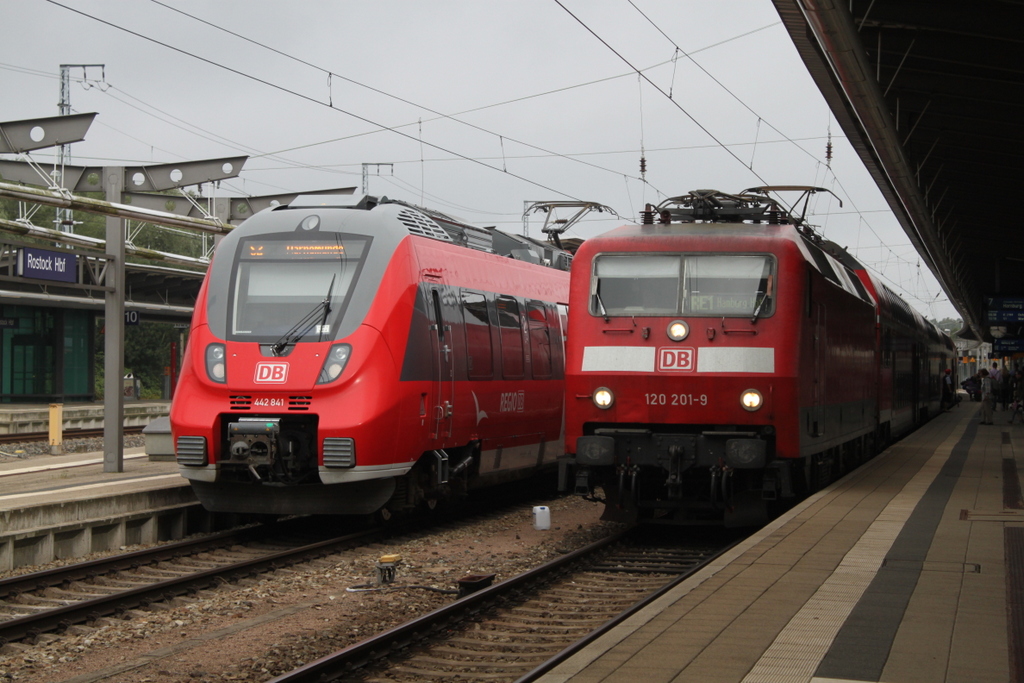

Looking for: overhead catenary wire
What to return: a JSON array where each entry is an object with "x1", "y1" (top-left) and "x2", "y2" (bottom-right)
[
  {"x1": 142, "y1": 0, "x2": 662, "y2": 197},
  {"x1": 42, "y1": 0, "x2": 587, "y2": 203},
  {"x1": 619, "y1": 0, "x2": 941, "y2": 313},
  {"x1": 553, "y1": 0, "x2": 770, "y2": 186}
]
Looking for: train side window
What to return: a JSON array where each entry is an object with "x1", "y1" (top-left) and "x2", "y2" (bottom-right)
[
  {"x1": 527, "y1": 300, "x2": 552, "y2": 379},
  {"x1": 496, "y1": 296, "x2": 524, "y2": 379},
  {"x1": 461, "y1": 290, "x2": 493, "y2": 379}
]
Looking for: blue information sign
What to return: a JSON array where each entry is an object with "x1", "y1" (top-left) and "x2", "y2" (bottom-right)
[
  {"x1": 994, "y1": 338, "x2": 1024, "y2": 353},
  {"x1": 986, "y1": 296, "x2": 1024, "y2": 311},
  {"x1": 17, "y1": 247, "x2": 77, "y2": 283},
  {"x1": 987, "y1": 309, "x2": 1024, "y2": 323}
]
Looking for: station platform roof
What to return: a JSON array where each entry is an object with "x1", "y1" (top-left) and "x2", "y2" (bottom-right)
[{"x1": 772, "y1": 0, "x2": 1024, "y2": 345}]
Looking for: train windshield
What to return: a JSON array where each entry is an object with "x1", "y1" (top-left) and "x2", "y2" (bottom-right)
[
  {"x1": 228, "y1": 234, "x2": 370, "y2": 341},
  {"x1": 592, "y1": 253, "x2": 774, "y2": 317}
]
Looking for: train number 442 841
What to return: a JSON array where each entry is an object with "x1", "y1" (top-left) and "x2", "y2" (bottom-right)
[
  {"x1": 645, "y1": 393, "x2": 709, "y2": 406},
  {"x1": 252, "y1": 397, "x2": 285, "y2": 407}
]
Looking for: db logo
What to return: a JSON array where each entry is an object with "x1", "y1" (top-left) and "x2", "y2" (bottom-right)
[
  {"x1": 254, "y1": 362, "x2": 289, "y2": 383},
  {"x1": 657, "y1": 347, "x2": 695, "y2": 372}
]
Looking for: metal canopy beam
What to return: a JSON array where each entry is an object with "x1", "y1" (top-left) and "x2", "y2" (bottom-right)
[
  {"x1": 0, "y1": 180, "x2": 231, "y2": 234},
  {"x1": 0, "y1": 155, "x2": 247, "y2": 193},
  {"x1": 0, "y1": 113, "x2": 97, "y2": 154},
  {"x1": 122, "y1": 186, "x2": 357, "y2": 223}
]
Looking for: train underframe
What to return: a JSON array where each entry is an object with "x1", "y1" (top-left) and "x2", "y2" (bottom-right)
[
  {"x1": 571, "y1": 424, "x2": 881, "y2": 527},
  {"x1": 186, "y1": 413, "x2": 523, "y2": 518}
]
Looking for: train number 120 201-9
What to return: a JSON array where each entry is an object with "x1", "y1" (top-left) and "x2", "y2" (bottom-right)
[{"x1": 645, "y1": 393, "x2": 708, "y2": 406}]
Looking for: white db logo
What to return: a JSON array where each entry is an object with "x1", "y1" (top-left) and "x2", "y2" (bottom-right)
[
  {"x1": 657, "y1": 347, "x2": 694, "y2": 372},
  {"x1": 254, "y1": 362, "x2": 289, "y2": 383}
]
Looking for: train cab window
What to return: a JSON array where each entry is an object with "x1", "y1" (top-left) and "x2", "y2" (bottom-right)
[
  {"x1": 461, "y1": 291, "x2": 493, "y2": 379},
  {"x1": 527, "y1": 301, "x2": 552, "y2": 379},
  {"x1": 592, "y1": 253, "x2": 774, "y2": 317},
  {"x1": 496, "y1": 296, "x2": 524, "y2": 379},
  {"x1": 592, "y1": 255, "x2": 680, "y2": 316},
  {"x1": 682, "y1": 255, "x2": 774, "y2": 316},
  {"x1": 229, "y1": 235, "x2": 369, "y2": 341}
]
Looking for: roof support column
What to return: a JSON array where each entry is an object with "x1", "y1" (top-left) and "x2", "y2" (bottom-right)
[{"x1": 103, "y1": 167, "x2": 125, "y2": 473}]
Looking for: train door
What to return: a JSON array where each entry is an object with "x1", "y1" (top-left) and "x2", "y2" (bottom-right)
[{"x1": 429, "y1": 288, "x2": 454, "y2": 440}]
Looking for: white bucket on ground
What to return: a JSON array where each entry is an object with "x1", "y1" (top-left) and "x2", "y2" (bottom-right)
[{"x1": 532, "y1": 505, "x2": 550, "y2": 530}]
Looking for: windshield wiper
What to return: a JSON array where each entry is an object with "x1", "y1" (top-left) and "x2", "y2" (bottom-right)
[
  {"x1": 750, "y1": 274, "x2": 773, "y2": 324},
  {"x1": 751, "y1": 292, "x2": 770, "y2": 323},
  {"x1": 593, "y1": 289, "x2": 609, "y2": 322},
  {"x1": 272, "y1": 274, "x2": 336, "y2": 356}
]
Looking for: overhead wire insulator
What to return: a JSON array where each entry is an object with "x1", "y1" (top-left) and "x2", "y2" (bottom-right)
[{"x1": 641, "y1": 204, "x2": 655, "y2": 225}]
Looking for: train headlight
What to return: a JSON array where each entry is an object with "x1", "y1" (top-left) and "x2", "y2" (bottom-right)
[
  {"x1": 666, "y1": 320, "x2": 690, "y2": 341},
  {"x1": 317, "y1": 343, "x2": 352, "y2": 384},
  {"x1": 205, "y1": 343, "x2": 227, "y2": 383},
  {"x1": 593, "y1": 387, "x2": 615, "y2": 409},
  {"x1": 740, "y1": 389, "x2": 763, "y2": 411}
]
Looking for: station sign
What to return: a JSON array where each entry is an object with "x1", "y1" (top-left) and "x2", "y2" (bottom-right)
[
  {"x1": 17, "y1": 247, "x2": 77, "y2": 283},
  {"x1": 125, "y1": 310, "x2": 141, "y2": 326},
  {"x1": 994, "y1": 338, "x2": 1024, "y2": 354},
  {"x1": 0, "y1": 317, "x2": 17, "y2": 328}
]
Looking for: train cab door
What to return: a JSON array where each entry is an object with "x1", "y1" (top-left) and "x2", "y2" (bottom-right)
[{"x1": 428, "y1": 288, "x2": 454, "y2": 440}]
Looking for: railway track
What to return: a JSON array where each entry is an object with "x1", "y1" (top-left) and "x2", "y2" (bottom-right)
[
  {"x1": 268, "y1": 529, "x2": 735, "y2": 683},
  {"x1": 0, "y1": 517, "x2": 381, "y2": 647},
  {"x1": 0, "y1": 426, "x2": 145, "y2": 446}
]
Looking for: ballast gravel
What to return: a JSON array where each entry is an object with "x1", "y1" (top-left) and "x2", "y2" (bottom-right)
[{"x1": 0, "y1": 493, "x2": 617, "y2": 682}]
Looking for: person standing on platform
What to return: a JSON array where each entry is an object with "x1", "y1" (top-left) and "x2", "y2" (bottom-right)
[
  {"x1": 990, "y1": 363, "x2": 1003, "y2": 410},
  {"x1": 942, "y1": 368, "x2": 955, "y2": 410},
  {"x1": 980, "y1": 368, "x2": 995, "y2": 425}
]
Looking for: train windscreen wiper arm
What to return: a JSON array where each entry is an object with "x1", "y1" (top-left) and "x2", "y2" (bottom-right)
[{"x1": 271, "y1": 274, "x2": 336, "y2": 355}]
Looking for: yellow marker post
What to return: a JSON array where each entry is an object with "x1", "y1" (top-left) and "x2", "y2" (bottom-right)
[{"x1": 49, "y1": 403, "x2": 63, "y2": 455}]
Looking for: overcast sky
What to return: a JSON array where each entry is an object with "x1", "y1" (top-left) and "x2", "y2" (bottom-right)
[{"x1": 1, "y1": 0, "x2": 959, "y2": 321}]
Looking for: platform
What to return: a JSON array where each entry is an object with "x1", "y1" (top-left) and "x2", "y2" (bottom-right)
[
  {"x1": 539, "y1": 402, "x2": 1023, "y2": 683},
  {"x1": 0, "y1": 447, "x2": 199, "y2": 571},
  {"x1": 0, "y1": 400, "x2": 171, "y2": 434}
]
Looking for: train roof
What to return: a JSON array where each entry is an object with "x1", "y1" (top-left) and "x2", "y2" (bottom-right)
[{"x1": 279, "y1": 194, "x2": 572, "y2": 272}]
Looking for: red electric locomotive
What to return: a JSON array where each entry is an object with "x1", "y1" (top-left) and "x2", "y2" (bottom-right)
[
  {"x1": 171, "y1": 194, "x2": 570, "y2": 517},
  {"x1": 565, "y1": 187, "x2": 953, "y2": 526}
]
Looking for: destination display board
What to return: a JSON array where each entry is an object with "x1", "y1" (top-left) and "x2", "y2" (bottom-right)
[{"x1": 994, "y1": 338, "x2": 1024, "y2": 354}]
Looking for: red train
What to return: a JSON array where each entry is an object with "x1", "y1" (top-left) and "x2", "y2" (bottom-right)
[
  {"x1": 171, "y1": 194, "x2": 570, "y2": 517},
  {"x1": 565, "y1": 188, "x2": 954, "y2": 526}
]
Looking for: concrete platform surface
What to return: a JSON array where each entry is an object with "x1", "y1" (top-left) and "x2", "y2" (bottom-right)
[
  {"x1": 539, "y1": 402, "x2": 1024, "y2": 683},
  {"x1": 0, "y1": 447, "x2": 184, "y2": 512},
  {"x1": 0, "y1": 447, "x2": 198, "y2": 571},
  {"x1": 0, "y1": 401, "x2": 171, "y2": 434}
]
